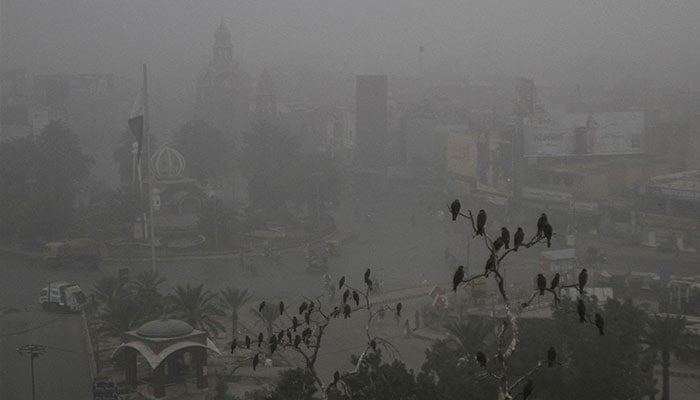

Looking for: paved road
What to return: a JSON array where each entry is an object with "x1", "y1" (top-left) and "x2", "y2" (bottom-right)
[{"x1": 0, "y1": 253, "x2": 100, "y2": 400}]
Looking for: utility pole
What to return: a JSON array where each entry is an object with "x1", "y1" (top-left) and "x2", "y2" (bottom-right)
[
  {"x1": 143, "y1": 63, "x2": 156, "y2": 273},
  {"x1": 17, "y1": 344, "x2": 47, "y2": 400}
]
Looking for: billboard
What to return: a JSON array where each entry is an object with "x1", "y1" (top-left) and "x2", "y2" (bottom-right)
[
  {"x1": 446, "y1": 130, "x2": 478, "y2": 180},
  {"x1": 524, "y1": 112, "x2": 645, "y2": 157}
]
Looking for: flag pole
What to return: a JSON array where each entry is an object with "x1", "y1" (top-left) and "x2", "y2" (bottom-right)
[{"x1": 143, "y1": 63, "x2": 156, "y2": 273}]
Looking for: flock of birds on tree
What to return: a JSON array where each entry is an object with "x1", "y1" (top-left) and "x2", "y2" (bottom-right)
[
  {"x1": 229, "y1": 265, "x2": 402, "y2": 395},
  {"x1": 449, "y1": 199, "x2": 606, "y2": 398}
]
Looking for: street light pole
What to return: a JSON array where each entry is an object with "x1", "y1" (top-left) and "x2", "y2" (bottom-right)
[{"x1": 17, "y1": 344, "x2": 47, "y2": 400}]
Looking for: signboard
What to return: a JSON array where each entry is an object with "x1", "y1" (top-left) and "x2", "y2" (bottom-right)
[
  {"x1": 639, "y1": 213, "x2": 699, "y2": 231},
  {"x1": 446, "y1": 130, "x2": 478, "y2": 179},
  {"x1": 521, "y1": 187, "x2": 573, "y2": 203},
  {"x1": 646, "y1": 186, "x2": 700, "y2": 202},
  {"x1": 524, "y1": 111, "x2": 645, "y2": 157}
]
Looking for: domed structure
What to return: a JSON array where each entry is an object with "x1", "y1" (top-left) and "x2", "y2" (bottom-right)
[
  {"x1": 136, "y1": 319, "x2": 194, "y2": 338},
  {"x1": 214, "y1": 18, "x2": 231, "y2": 47},
  {"x1": 151, "y1": 146, "x2": 186, "y2": 180}
]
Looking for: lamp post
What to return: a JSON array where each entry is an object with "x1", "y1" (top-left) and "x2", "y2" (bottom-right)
[{"x1": 17, "y1": 344, "x2": 47, "y2": 400}]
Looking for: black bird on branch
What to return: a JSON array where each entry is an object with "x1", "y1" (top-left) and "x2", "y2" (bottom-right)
[
  {"x1": 277, "y1": 330, "x2": 285, "y2": 342},
  {"x1": 543, "y1": 222, "x2": 553, "y2": 248},
  {"x1": 485, "y1": 254, "x2": 496, "y2": 274},
  {"x1": 343, "y1": 303, "x2": 351, "y2": 319},
  {"x1": 501, "y1": 227, "x2": 510, "y2": 249},
  {"x1": 595, "y1": 313, "x2": 605, "y2": 335},
  {"x1": 352, "y1": 290, "x2": 360, "y2": 306},
  {"x1": 259, "y1": 301, "x2": 266, "y2": 313},
  {"x1": 514, "y1": 227, "x2": 524, "y2": 251},
  {"x1": 370, "y1": 339, "x2": 377, "y2": 351},
  {"x1": 537, "y1": 213, "x2": 548, "y2": 238},
  {"x1": 537, "y1": 274, "x2": 547, "y2": 296},
  {"x1": 396, "y1": 302, "x2": 403, "y2": 317},
  {"x1": 294, "y1": 335, "x2": 301, "y2": 348},
  {"x1": 453, "y1": 265, "x2": 465, "y2": 292},
  {"x1": 476, "y1": 210, "x2": 487, "y2": 236},
  {"x1": 476, "y1": 351, "x2": 487, "y2": 367},
  {"x1": 253, "y1": 353, "x2": 259, "y2": 371},
  {"x1": 308, "y1": 302, "x2": 315, "y2": 312},
  {"x1": 331, "y1": 306, "x2": 340, "y2": 318},
  {"x1": 279, "y1": 301, "x2": 285, "y2": 316},
  {"x1": 269, "y1": 335, "x2": 278, "y2": 354},
  {"x1": 577, "y1": 299, "x2": 586, "y2": 323},
  {"x1": 230, "y1": 338, "x2": 237, "y2": 354},
  {"x1": 257, "y1": 332, "x2": 264, "y2": 347},
  {"x1": 299, "y1": 302, "x2": 308, "y2": 315},
  {"x1": 339, "y1": 276, "x2": 345, "y2": 289},
  {"x1": 343, "y1": 289, "x2": 350, "y2": 304},
  {"x1": 547, "y1": 346, "x2": 557, "y2": 367},
  {"x1": 333, "y1": 370, "x2": 340, "y2": 386},
  {"x1": 493, "y1": 237, "x2": 505, "y2": 252},
  {"x1": 292, "y1": 316, "x2": 299, "y2": 332},
  {"x1": 304, "y1": 311, "x2": 311, "y2": 325},
  {"x1": 364, "y1": 268, "x2": 371, "y2": 283},
  {"x1": 578, "y1": 269, "x2": 588, "y2": 294},
  {"x1": 550, "y1": 273, "x2": 560, "y2": 291},
  {"x1": 286, "y1": 329, "x2": 292, "y2": 343},
  {"x1": 245, "y1": 335, "x2": 251, "y2": 349},
  {"x1": 450, "y1": 199, "x2": 461, "y2": 221}
]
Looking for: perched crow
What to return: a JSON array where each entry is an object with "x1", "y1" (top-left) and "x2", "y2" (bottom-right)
[
  {"x1": 543, "y1": 222, "x2": 553, "y2": 248},
  {"x1": 523, "y1": 379, "x2": 534, "y2": 400},
  {"x1": 331, "y1": 306, "x2": 340, "y2": 318},
  {"x1": 352, "y1": 290, "x2": 360, "y2": 306},
  {"x1": 333, "y1": 370, "x2": 340, "y2": 386},
  {"x1": 578, "y1": 269, "x2": 588, "y2": 294},
  {"x1": 259, "y1": 301, "x2": 266, "y2": 313},
  {"x1": 292, "y1": 316, "x2": 299, "y2": 332},
  {"x1": 253, "y1": 353, "x2": 259, "y2": 371},
  {"x1": 230, "y1": 338, "x2": 237, "y2": 354},
  {"x1": 299, "y1": 302, "x2": 308, "y2": 315},
  {"x1": 450, "y1": 199, "x2": 461, "y2": 221},
  {"x1": 279, "y1": 301, "x2": 285, "y2": 316},
  {"x1": 294, "y1": 335, "x2": 301, "y2": 348},
  {"x1": 257, "y1": 332, "x2": 264, "y2": 347},
  {"x1": 537, "y1": 213, "x2": 548, "y2": 238},
  {"x1": 396, "y1": 302, "x2": 403, "y2": 317},
  {"x1": 476, "y1": 210, "x2": 487, "y2": 236},
  {"x1": 339, "y1": 276, "x2": 345, "y2": 289},
  {"x1": 550, "y1": 273, "x2": 560, "y2": 290},
  {"x1": 453, "y1": 265, "x2": 465, "y2": 292},
  {"x1": 501, "y1": 227, "x2": 511, "y2": 249},
  {"x1": 343, "y1": 303, "x2": 351, "y2": 319},
  {"x1": 547, "y1": 346, "x2": 557, "y2": 367},
  {"x1": 514, "y1": 227, "x2": 525, "y2": 251},
  {"x1": 343, "y1": 289, "x2": 351, "y2": 304},
  {"x1": 277, "y1": 330, "x2": 285, "y2": 342},
  {"x1": 304, "y1": 311, "x2": 311, "y2": 325},
  {"x1": 270, "y1": 340, "x2": 277, "y2": 354},
  {"x1": 537, "y1": 274, "x2": 547, "y2": 296},
  {"x1": 595, "y1": 313, "x2": 605, "y2": 336},
  {"x1": 493, "y1": 237, "x2": 505, "y2": 252},
  {"x1": 245, "y1": 335, "x2": 251, "y2": 349},
  {"x1": 286, "y1": 329, "x2": 292, "y2": 343},
  {"x1": 370, "y1": 339, "x2": 377, "y2": 351},
  {"x1": 485, "y1": 254, "x2": 496, "y2": 274},
  {"x1": 476, "y1": 351, "x2": 486, "y2": 367},
  {"x1": 308, "y1": 302, "x2": 315, "y2": 312},
  {"x1": 577, "y1": 299, "x2": 586, "y2": 323},
  {"x1": 364, "y1": 268, "x2": 371, "y2": 283},
  {"x1": 302, "y1": 328, "x2": 312, "y2": 341}
]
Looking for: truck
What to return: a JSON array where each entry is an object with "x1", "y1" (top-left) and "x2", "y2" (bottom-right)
[
  {"x1": 44, "y1": 238, "x2": 102, "y2": 268},
  {"x1": 39, "y1": 281, "x2": 88, "y2": 312}
]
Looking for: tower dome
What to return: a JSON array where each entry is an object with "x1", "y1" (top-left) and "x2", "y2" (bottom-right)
[
  {"x1": 214, "y1": 18, "x2": 231, "y2": 46},
  {"x1": 151, "y1": 146, "x2": 186, "y2": 180}
]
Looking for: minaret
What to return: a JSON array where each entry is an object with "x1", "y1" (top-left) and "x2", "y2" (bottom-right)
[
  {"x1": 255, "y1": 67, "x2": 277, "y2": 119},
  {"x1": 213, "y1": 18, "x2": 233, "y2": 66}
]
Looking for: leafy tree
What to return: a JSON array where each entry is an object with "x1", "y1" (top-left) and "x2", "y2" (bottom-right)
[
  {"x1": 219, "y1": 287, "x2": 252, "y2": 341},
  {"x1": 0, "y1": 120, "x2": 93, "y2": 242},
  {"x1": 644, "y1": 314, "x2": 700, "y2": 400},
  {"x1": 167, "y1": 284, "x2": 225, "y2": 336},
  {"x1": 173, "y1": 119, "x2": 232, "y2": 183},
  {"x1": 251, "y1": 302, "x2": 281, "y2": 339},
  {"x1": 272, "y1": 368, "x2": 318, "y2": 400},
  {"x1": 91, "y1": 274, "x2": 146, "y2": 337}
]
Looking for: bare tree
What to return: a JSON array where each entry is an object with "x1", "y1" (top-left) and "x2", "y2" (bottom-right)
[{"x1": 450, "y1": 206, "x2": 601, "y2": 400}]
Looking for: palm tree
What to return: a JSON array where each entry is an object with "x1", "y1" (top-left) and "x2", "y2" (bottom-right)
[
  {"x1": 250, "y1": 303, "x2": 280, "y2": 339},
  {"x1": 92, "y1": 275, "x2": 129, "y2": 307},
  {"x1": 167, "y1": 284, "x2": 225, "y2": 336},
  {"x1": 444, "y1": 316, "x2": 496, "y2": 356},
  {"x1": 131, "y1": 270, "x2": 167, "y2": 318},
  {"x1": 219, "y1": 287, "x2": 252, "y2": 340},
  {"x1": 644, "y1": 314, "x2": 699, "y2": 400},
  {"x1": 95, "y1": 295, "x2": 144, "y2": 337}
]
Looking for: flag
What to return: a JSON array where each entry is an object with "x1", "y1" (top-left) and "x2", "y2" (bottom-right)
[{"x1": 128, "y1": 90, "x2": 144, "y2": 165}]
